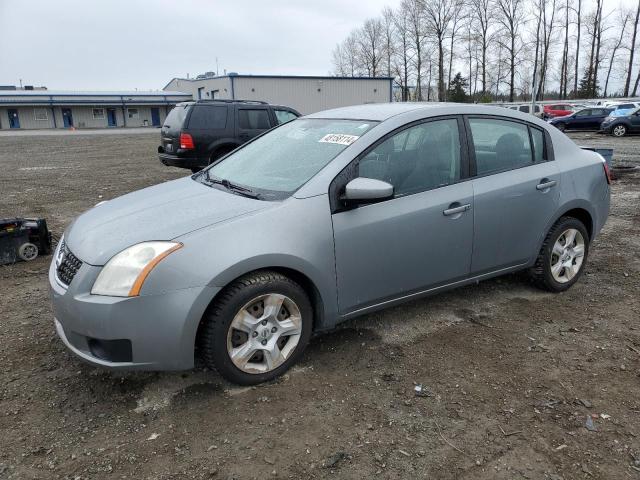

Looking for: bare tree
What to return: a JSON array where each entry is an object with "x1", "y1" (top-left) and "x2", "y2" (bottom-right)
[
  {"x1": 381, "y1": 7, "x2": 396, "y2": 78},
  {"x1": 534, "y1": 0, "x2": 558, "y2": 100},
  {"x1": 558, "y1": 0, "x2": 571, "y2": 99},
  {"x1": 624, "y1": 0, "x2": 640, "y2": 96},
  {"x1": 358, "y1": 18, "x2": 385, "y2": 77},
  {"x1": 573, "y1": 0, "x2": 582, "y2": 97},
  {"x1": 496, "y1": 0, "x2": 526, "y2": 101},
  {"x1": 469, "y1": 0, "x2": 493, "y2": 94},
  {"x1": 393, "y1": 6, "x2": 414, "y2": 101},
  {"x1": 406, "y1": 0, "x2": 428, "y2": 100},
  {"x1": 603, "y1": 10, "x2": 631, "y2": 97},
  {"x1": 447, "y1": 1, "x2": 467, "y2": 92},
  {"x1": 424, "y1": 0, "x2": 460, "y2": 100}
]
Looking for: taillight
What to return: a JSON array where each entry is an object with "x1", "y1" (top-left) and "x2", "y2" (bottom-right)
[
  {"x1": 603, "y1": 162, "x2": 612, "y2": 185},
  {"x1": 179, "y1": 133, "x2": 194, "y2": 150}
]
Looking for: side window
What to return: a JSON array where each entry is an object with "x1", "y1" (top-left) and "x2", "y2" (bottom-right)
[
  {"x1": 274, "y1": 109, "x2": 298, "y2": 124},
  {"x1": 238, "y1": 109, "x2": 271, "y2": 130},
  {"x1": 575, "y1": 109, "x2": 590, "y2": 117},
  {"x1": 188, "y1": 106, "x2": 227, "y2": 129},
  {"x1": 530, "y1": 127, "x2": 545, "y2": 163},
  {"x1": 469, "y1": 118, "x2": 532, "y2": 175},
  {"x1": 358, "y1": 119, "x2": 461, "y2": 197},
  {"x1": 519, "y1": 105, "x2": 530, "y2": 113}
]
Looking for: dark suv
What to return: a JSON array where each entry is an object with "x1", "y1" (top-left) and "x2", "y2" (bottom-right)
[{"x1": 158, "y1": 100, "x2": 300, "y2": 172}]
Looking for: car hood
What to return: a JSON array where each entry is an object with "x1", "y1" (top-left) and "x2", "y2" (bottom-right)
[{"x1": 64, "y1": 176, "x2": 269, "y2": 265}]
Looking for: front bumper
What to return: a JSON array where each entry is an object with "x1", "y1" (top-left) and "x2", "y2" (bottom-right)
[{"x1": 49, "y1": 253, "x2": 220, "y2": 370}]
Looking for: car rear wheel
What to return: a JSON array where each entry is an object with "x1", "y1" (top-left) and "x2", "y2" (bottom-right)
[
  {"x1": 209, "y1": 146, "x2": 235, "y2": 166},
  {"x1": 612, "y1": 124, "x2": 627, "y2": 137},
  {"x1": 200, "y1": 271, "x2": 313, "y2": 385},
  {"x1": 530, "y1": 217, "x2": 589, "y2": 292},
  {"x1": 18, "y1": 242, "x2": 38, "y2": 261}
]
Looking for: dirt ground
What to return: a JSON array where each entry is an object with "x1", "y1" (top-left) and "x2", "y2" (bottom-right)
[{"x1": 1, "y1": 129, "x2": 639, "y2": 480}]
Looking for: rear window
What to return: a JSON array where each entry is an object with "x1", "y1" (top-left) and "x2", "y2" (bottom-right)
[
  {"x1": 469, "y1": 118, "x2": 532, "y2": 175},
  {"x1": 163, "y1": 105, "x2": 190, "y2": 132},
  {"x1": 187, "y1": 105, "x2": 227, "y2": 129},
  {"x1": 617, "y1": 104, "x2": 635, "y2": 109}
]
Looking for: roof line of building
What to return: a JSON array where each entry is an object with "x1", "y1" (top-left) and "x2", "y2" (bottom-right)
[
  {"x1": 164, "y1": 74, "x2": 394, "y2": 88},
  {"x1": 0, "y1": 91, "x2": 190, "y2": 97}
]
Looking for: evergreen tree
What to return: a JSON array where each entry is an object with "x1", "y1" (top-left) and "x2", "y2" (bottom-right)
[{"x1": 447, "y1": 73, "x2": 469, "y2": 102}]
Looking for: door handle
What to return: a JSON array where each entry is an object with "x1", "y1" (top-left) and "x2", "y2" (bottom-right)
[
  {"x1": 536, "y1": 180, "x2": 557, "y2": 191},
  {"x1": 443, "y1": 203, "x2": 471, "y2": 216}
]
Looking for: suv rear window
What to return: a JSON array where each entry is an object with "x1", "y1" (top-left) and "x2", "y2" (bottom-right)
[
  {"x1": 187, "y1": 105, "x2": 227, "y2": 129},
  {"x1": 163, "y1": 105, "x2": 190, "y2": 132}
]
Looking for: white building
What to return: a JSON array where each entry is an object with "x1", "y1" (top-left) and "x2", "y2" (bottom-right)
[
  {"x1": 0, "y1": 90, "x2": 191, "y2": 130},
  {"x1": 163, "y1": 74, "x2": 394, "y2": 114}
]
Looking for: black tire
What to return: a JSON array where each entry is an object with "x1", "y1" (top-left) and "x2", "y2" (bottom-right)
[
  {"x1": 190, "y1": 167, "x2": 202, "y2": 174},
  {"x1": 556, "y1": 123, "x2": 566, "y2": 132},
  {"x1": 208, "y1": 146, "x2": 235, "y2": 166},
  {"x1": 530, "y1": 217, "x2": 590, "y2": 292},
  {"x1": 200, "y1": 270, "x2": 313, "y2": 385}
]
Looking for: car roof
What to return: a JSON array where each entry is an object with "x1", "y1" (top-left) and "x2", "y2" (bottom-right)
[{"x1": 305, "y1": 102, "x2": 540, "y2": 122}]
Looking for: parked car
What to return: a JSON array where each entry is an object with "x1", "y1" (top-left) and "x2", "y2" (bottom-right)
[
  {"x1": 543, "y1": 103, "x2": 576, "y2": 119},
  {"x1": 515, "y1": 104, "x2": 544, "y2": 118},
  {"x1": 50, "y1": 104, "x2": 610, "y2": 385},
  {"x1": 608, "y1": 102, "x2": 640, "y2": 117},
  {"x1": 158, "y1": 99, "x2": 300, "y2": 173},
  {"x1": 548, "y1": 107, "x2": 613, "y2": 131},
  {"x1": 599, "y1": 107, "x2": 640, "y2": 136}
]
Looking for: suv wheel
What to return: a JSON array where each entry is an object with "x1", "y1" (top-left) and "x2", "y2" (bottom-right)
[
  {"x1": 200, "y1": 271, "x2": 313, "y2": 385},
  {"x1": 612, "y1": 124, "x2": 627, "y2": 137},
  {"x1": 530, "y1": 217, "x2": 589, "y2": 292}
]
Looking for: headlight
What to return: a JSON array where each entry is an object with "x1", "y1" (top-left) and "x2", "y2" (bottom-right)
[{"x1": 91, "y1": 241, "x2": 182, "y2": 297}]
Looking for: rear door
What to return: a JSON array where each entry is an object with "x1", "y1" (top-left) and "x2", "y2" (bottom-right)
[
  {"x1": 185, "y1": 104, "x2": 230, "y2": 161},
  {"x1": 467, "y1": 116, "x2": 560, "y2": 273},
  {"x1": 236, "y1": 106, "x2": 274, "y2": 143}
]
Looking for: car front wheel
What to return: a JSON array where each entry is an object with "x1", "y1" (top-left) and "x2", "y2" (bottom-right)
[
  {"x1": 612, "y1": 124, "x2": 627, "y2": 137},
  {"x1": 530, "y1": 217, "x2": 589, "y2": 292},
  {"x1": 200, "y1": 271, "x2": 313, "y2": 385}
]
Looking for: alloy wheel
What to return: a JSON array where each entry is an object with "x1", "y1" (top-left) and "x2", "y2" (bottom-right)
[
  {"x1": 550, "y1": 228, "x2": 585, "y2": 283},
  {"x1": 613, "y1": 125, "x2": 626, "y2": 137},
  {"x1": 226, "y1": 293, "x2": 303, "y2": 374}
]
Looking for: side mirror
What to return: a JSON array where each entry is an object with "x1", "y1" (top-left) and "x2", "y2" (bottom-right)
[{"x1": 343, "y1": 177, "x2": 394, "y2": 204}]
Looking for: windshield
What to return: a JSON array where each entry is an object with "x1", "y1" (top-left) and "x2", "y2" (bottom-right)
[{"x1": 202, "y1": 118, "x2": 377, "y2": 199}]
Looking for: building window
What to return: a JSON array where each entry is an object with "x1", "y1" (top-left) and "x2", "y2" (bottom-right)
[
  {"x1": 211, "y1": 89, "x2": 219, "y2": 99},
  {"x1": 128, "y1": 108, "x2": 139, "y2": 119},
  {"x1": 33, "y1": 108, "x2": 48, "y2": 121},
  {"x1": 93, "y1": 108, "x2": 105, "y2": 119}
]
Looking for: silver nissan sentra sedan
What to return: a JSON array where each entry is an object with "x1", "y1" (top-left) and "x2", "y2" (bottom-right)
[{"x1": 50, "y1": 103, "x2": 611, "y2": 385}]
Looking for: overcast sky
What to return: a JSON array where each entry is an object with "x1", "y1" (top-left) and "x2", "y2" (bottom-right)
[{"x1": 0, "y1": 0, "x2": 399, "y2": 91}]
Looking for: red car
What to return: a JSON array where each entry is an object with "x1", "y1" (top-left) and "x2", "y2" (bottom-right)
[{"x1": 543, "y1": 104, "x2": 575, "y2": 119}]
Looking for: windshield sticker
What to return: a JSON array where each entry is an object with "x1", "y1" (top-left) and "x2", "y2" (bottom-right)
[{"x1": 319, "y1": 134, "x2": 360, "y2": 146}]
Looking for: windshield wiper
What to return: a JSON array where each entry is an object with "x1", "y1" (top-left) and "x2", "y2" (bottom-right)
[{"x1": 203, "y1": 171, "x2": 261, "y2": 199}]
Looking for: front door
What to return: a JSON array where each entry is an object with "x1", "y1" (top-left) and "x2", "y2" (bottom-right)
[
  {"x1": 7, "y1": 109, "x2": 20, "y2": 128},
  {"x1": 107, "y1": 109, "x2": 117, "y2": 127},
  {"x1": 236, "y1": 107, "x2": 274, "y2": 143},
  {"x1": 630, "y1": 111, "x2": 640, "y2": 132},
  {"x1": 467, "y1": 116, "x2": 560, "y2": 274},
  {"x1": 151, "y1": 107, "x2": 161, "y2": 127},
  {"x1": 62, "y1": 108, "x2": 73, "y2": 128},
  {"x1": 331, "y1": 117, "x2": 474, "y2": 314}
]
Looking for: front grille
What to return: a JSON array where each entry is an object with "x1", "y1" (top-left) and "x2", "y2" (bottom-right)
[{"x1": 56, "y1": 241, "x2": 82, "y2": 286}]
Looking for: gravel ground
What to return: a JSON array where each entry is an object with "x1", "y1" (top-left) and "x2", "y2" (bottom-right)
[{"x1": 0, "y1": 130, "x2": 639, "y2": 480}]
